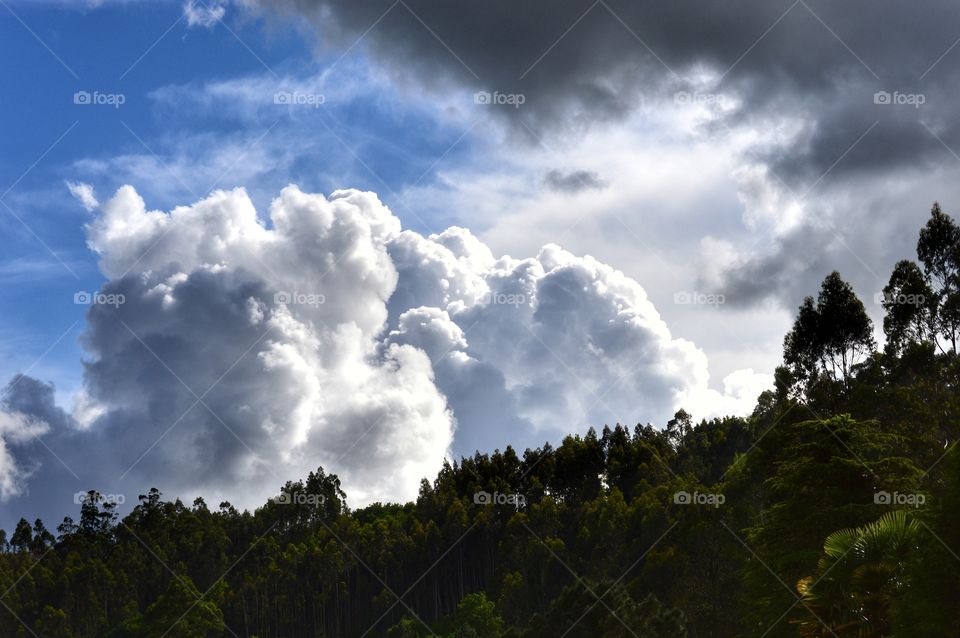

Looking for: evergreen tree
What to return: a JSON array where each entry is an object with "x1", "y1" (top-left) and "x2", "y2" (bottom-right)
[
  {"x1": 741, "y1": 415, "x2": 922, "y2": 637},
  {"x1": 881, "y1": 260, "x2": 936, "y2": 355},
  {"x1": 917, "y1": 202, "x2": 960, "y2": 351},
  {"x1": 784, "y1": 272, "x2": 875, "y2": 391}
]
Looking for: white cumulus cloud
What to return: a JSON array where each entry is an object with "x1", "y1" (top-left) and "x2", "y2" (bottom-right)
[{"x1": 2, "y1": 184, "x2": 769, "y2": 523}]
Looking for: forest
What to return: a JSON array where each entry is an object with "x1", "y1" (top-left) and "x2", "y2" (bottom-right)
[{"x1": 2, "y1": 203, "x2": 960, "y2": 637}]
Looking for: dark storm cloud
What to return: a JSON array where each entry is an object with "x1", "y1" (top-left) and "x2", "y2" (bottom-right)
[
  {"x1": 704, "y1": 223, "x2": 836, "y2": 308},
  {"x1": 255, "y1": 0, "x2": 960, "y2": 182},
  {"x1": 543, "y1": 169, "x2": 607, "y2": 193}
]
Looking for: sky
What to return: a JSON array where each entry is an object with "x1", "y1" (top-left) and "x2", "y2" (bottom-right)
[{"x1": 2, "y1": 0, "x2": 960, "y2": 527}]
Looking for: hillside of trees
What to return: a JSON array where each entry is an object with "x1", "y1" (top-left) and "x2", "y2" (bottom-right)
[{"x1": 3, "y1": 203, "x2": 960, "y2": 637}]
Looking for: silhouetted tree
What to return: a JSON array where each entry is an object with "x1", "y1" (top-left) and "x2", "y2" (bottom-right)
[
  {"x1": 917, "y1": 202, "x2": 960, "y2": 351},
  {"x1": 784, "y1": 271, "x2": 875, "y2": 389},
  {"x1": 882, "y1": 260, "x2": 936, "y2": 355}
]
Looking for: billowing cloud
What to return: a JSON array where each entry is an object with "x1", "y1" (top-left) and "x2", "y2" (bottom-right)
[
  {"x1": 1, "y1": 184, "x2": 768, "y2": 527},
  {"x1": 77, "y1": 184, "x2": 452, "y2": 508}
]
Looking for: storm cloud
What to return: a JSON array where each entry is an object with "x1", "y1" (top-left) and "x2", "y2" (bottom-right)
[{"x1": 247, "y1": 0, "x2": 960, "y2": 179}]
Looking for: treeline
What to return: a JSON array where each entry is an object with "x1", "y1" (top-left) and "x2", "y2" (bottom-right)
[{"x1": 3, "y1": 204, "x2": 960, "y2": 637}]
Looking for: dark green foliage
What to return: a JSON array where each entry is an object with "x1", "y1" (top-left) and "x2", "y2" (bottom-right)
[
  {"x1": 796, "y1": 510, "x2": 921, "y2": 637},
  {"x1": 0, "y1": 421, "x2": 743, "y2": 638},
  {"x1": 916, "y1": 202, "x2": 960, "y2": 351},
  {"x1": 388, "y1": 592, "x2": 504, "y2": 637},
  {"x1": 513, "y1": 582, "x2": 686, "y2": 638},
  {"x1": 882, "y1": 260, "x2": 936, "y2": 355},
  {"x1": 740, "y1": 415, "x2": 923, "y2": 638},
  {"x1": 107, "y1": 575, "x2": 225, "y2": 638}
]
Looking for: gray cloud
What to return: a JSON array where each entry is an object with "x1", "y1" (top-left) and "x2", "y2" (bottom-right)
[
  {"x1": 3, "y1": 375, "x2": 74, "y2": 433},
  {"x1": 250, "y1": 0, "x2": 960, "y2": 179},
  {"x1": 543, "y1": 169, "x2": 607, "y2": 193},
  {"x1": 0, "y1": 377, "x2": 62, "y2": 503}
]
